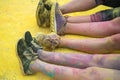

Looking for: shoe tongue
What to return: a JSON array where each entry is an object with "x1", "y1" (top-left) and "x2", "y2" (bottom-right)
[{"x1": 55, "y1": 3, "x2": 66, "y2": 32}]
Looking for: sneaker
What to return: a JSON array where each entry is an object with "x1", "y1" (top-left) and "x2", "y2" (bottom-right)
[
  {"x1": 24, "y1": 31, "x2": 42, "y2": 53},
  {"x1": 17, "y1": 39, "x2": 37, "y2": 75},
  {"x1": 50, "y1": 2, "x2": 66, "y2": 35},
  {"x1": 35, "y1": 32, "x2": 60, "y2": 50},
  {"x1": 36, "y1": 0, "x2": 53, "y2": 27}
]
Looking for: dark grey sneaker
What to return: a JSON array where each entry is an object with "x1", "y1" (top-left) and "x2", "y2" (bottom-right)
[
  {"x1": 50, "y1": 2, "x2": 66, "y2": 35},
  {"x1": 24, "y1": 31, "x2": 42, "y2": 53},
  {"x1": 17, "y1": 39, "x2": 37, "y2": 75}
]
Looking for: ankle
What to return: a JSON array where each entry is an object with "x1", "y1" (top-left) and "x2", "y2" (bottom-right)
[
  {"x1": 29, "y1": 59, "x2": 39, "y2": 73},
  {"x1": 110, "y1": 34, "x2": 120, "y2": 50},
  {"x1": 63, "y1": 23, "x2": 72, "y2": 34},
  {"x1": 59, "y1": 37, "x2": 64, "y2": 47},
  {"x1": 111, "y1": 18, "x2": 120, "y2": 31},
  {"x1": 37, "y1": 49, "x2": 43, "y2": 58}
]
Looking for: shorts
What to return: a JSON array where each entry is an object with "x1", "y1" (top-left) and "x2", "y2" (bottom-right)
[{"x1": 95, "y1": 0, "x2": 120, "y2": 7}]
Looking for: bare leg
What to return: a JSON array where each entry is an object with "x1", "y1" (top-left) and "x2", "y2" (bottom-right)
[
  {"x1": 64, "y1": 18, "x2": 120, "y2": 37},
  {"x1": 66, "y1": 8, "x2": 120, "y2": 23},
  {"x1": 30, "y1": 59, "x2": 120, "y2": 80},
  {"x1": 59, "y1": 33, "x2": 120, "y2": 54},
  {"x1": 37, "y1": 50, "x2": 120, "y2": 70},
  {"x1": 60, "y1": 0, "x2": 97, "y2": 14},
  {"x1": 66, "y1": 15, "x2": 91, "y2": 23}
]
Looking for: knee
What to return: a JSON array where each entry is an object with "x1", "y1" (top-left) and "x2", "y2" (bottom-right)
[
  {"x1": 111, "y1": 34, "x2": 120, "y2": 43},
  {"x1": 111, "y1": 34, "x2": 120, "y2": 49},
  {"x1": 84, "y1": 67, "x2": 102, "y2": 80},
  {"x1": 111, "y1": 17, "x2": 120, "y2": 29},
  {"x1": 85, "y1": 67, "x2": 100, "y2": 73}
]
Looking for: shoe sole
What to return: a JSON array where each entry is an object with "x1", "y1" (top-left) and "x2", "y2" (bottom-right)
[
  {"x1": 16, "y1": 38, "x2": 27, "y2": 75},
  {"x1": 50, "y1": 2, "x2": 56, "y2": 32},
  {"x1": 50, "y1": 2, "x2": 66, "y2": 35}
]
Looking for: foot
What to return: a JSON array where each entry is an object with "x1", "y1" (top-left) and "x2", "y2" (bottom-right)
[
  {"x1": 50, "y1": 2, "x2": 66, "y2": 35},
  {"x1": 36, "y1": 0, "x2": 53, "y2": 27},
  {"x1": 24, "y1": 31, "x2": 42, "y2": 53},
  {"x1": 17, "y1": 39, "x2": 37, "y2": 75},
  {"x1": 35, "y1": 32, "x2": 60, "y2": 50}
]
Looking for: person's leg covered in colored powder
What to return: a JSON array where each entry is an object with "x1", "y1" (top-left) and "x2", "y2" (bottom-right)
[
  {"x1": 35, "y1": 32, "x2": 120, "y2": 54},
  {"x1": 36, "y1": 0, "x2": 120, "y2": 36},
  {"x1": 60, "y1": 0, "x2": 120, "y2": 14},
  {"x1": 17, "y1": 32, "x2": 120, "y2": 80},
  {"x1": 56, "y1": 17, "x2": 120, "y2": 36},
  {"x1": 23, "y1": 31, "x2": 120, "y2": 69},
  {"x1": 58, "y1": 6, "x2": 120, "y2": 36},
  {"x1": 17, "y1": 0, "x2": 120, "y2": 79}
]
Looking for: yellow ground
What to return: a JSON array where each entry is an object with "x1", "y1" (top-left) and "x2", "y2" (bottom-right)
[{"x1": 0, "y1": 0, "x2": 112, "y2": 80}]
